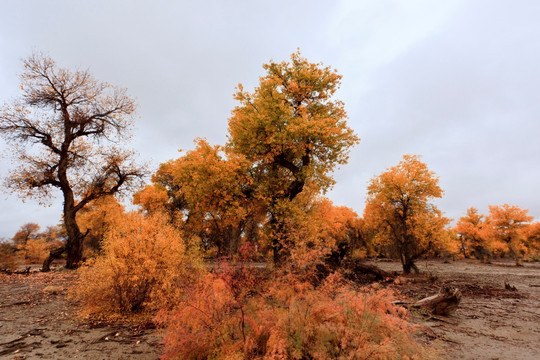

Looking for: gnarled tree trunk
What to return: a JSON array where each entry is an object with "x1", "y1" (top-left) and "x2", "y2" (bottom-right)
[{"x1": 42, "y1": 245, "x2": 66, "y2": 272}]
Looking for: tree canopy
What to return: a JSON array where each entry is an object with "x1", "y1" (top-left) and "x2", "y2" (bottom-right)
[
  {"x1": 227, "y1": 51, "x2": 359, "y2": 201},
  {"x1": 227, "y1": 51, "x2": 359, "y2": 262},
  {"x1": 485, "y1": 204, "x2": 533, "y2": 265},
  {"x1": 364, "y1": 155, "x2": 450, "y2": 273},
  {"x1": 136, "y1": 52, "x2": 359, "y2": 262}
]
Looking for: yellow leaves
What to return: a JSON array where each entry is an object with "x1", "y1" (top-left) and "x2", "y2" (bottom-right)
[
  {"x1": 365, "y1": 155, "x2": 451, "y2": 272},
  {"x1": 484, "y1": 204, "x2": 533, "y2": 263},
  {"x1": 227, "y1": 51, "x2": 359, "y2": 197},
  {"x1": 17, "y1": 238, "x2": 50, "y2": 263},
  {"x1": 72, "y1": 211, "x2": 199, "y2": 318}
]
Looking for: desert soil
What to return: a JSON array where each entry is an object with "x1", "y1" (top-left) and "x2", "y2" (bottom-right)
[
  {"x1": 0, "y1": 266, "x2": 162, "y2": 360},
  {"x1": 367, "y1": 259, "x2": 540, "y2": 360},
  {"x1": 1, "y1": 259, "x2": 539, "y2": 360}
]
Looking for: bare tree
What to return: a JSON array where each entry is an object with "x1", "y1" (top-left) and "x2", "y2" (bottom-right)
[{"x1": 0, "y1": 53, "x2": 146, "y2": 270}]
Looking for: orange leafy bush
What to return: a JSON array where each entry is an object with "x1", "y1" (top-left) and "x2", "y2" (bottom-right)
[
  {"x1": 77, "y1": 196, "x2": 126, "y2": 258},
  {"x1": 484, "y1": 204, "x2": 533, "y2": 265},
  {"x1": 17, "y1": 238, "x2": 50, "y2": 263},
  {"x1": 161, "y1": 262, "x2": 433, "y2": 360},
  {"x1": 72, "y1": 212, "x2": 199, "y2": 319},
  {"x1": 0, "y1": 242, "x2": 19, "y2": 271}
]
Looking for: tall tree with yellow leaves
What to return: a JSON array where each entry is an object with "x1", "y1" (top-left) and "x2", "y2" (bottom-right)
[
  {"x1": 455, "y1": 207, "x2": 492, "y2": 261},
  {"x1": 227, "y1": 51, "x2": 359, "y2": 263},
  {"x1": 485, "y1": 204, "x2": 533, "y2": 266},
  {"x1": 364, "y1": 155, "x2": 450, "y2": 273}
]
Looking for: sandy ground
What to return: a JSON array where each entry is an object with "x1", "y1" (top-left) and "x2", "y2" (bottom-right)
[
  {"x1": 367, "y1": 259, "x2": 540, "y2": 360},
  {"x1": 1, "y1": 259, "x2": 539, "y2": 359},
  {"x1": 0, "y1": 268, "x2": 162, "y2": 360}
]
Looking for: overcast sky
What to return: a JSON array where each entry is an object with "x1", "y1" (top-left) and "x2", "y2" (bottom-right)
[{"x1": 1, "y1": 0, "x2": 539, "y2": 238}]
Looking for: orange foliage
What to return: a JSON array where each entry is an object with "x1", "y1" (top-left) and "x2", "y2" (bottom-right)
[
  {"x1": 456, "y1": 205, "x2": 537, "y2": 264},
  {"x1": 77, "y1": 196, "x2": 125, "y2": 258},
  {"x1": 72, "y1": 212, "x2": 199, "y2": 319},
  {"x1": 364, "y1": 155, "x2": 452, "y2": 273},
  {"x1": 524, "y1": 222, "x2": 540, "y2": 260},
  {"x1": 17, "y1": 238, "x2": 50, "y2": 264},
  {"x1": 0, "y1": 242, "x2": 19, "y2": 271},
  {"x1": 484, "y1": 204, "x2": 533, "y2": 265},
  {"x1": 161, "y1": 266, "x2": 434, "y2": 360},
  {"x1": 133, "y1": 184, "x2": 169, "y2": 215},
  {"x1": 5, "y1": 223, "x2": 64, "y2": 265},
  {"x1": 134, "y1": 138, "x2": 263, "y2": 257},
  {"x1": 454, "y1": 207, "x2": 494, "y2": 261}
]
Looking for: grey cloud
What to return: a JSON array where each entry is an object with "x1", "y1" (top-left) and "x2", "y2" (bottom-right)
[{"x1": 1, "y1": 0, "x2": 538, "y2": 238}]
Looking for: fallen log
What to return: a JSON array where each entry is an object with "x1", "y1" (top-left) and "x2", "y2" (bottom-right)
[
  {"x1": 414, "y1": 286, "x2": 462, "y2": 316},
  {"x1": 342, "y1": 260, "x2": 392, "y2": 281},
  {"x1": 316, "y1": 257, "x2": 393, "y2": 285}
]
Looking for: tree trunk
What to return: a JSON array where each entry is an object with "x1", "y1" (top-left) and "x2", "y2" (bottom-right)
[
  {"x1": 270, "y1": 212, "x2": 284, "y2": 265},
  {"x1": 63, "y1": 205, "x2": 85, "y2": 269},
  {"x1": 402, "y1": 258, "x2": 419, "y2": 274},
  {"x1": 42, "y1": 245, "x2": 66, "y2": 272},
  {"x1": 65, "y1": 234, "x2": 84, "y2": 269}
]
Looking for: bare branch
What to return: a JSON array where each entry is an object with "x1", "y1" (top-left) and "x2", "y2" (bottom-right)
[{"x1": 0, "y1": 53, "x2": 143, "y2": 269}]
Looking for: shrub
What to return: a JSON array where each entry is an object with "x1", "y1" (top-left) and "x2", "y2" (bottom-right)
[
  {"x1": 72, "y1": 212, "x2": 199, "y2": 319},
  {"x1": 0, "y1": 242, "x2": 19, "y2": 271},
  {"x1": 162, "y1": 269, "x2": 435, "y2": 360},
  {"x1": 18, "y1": 238, "x2": 49, "y2": 264}
]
